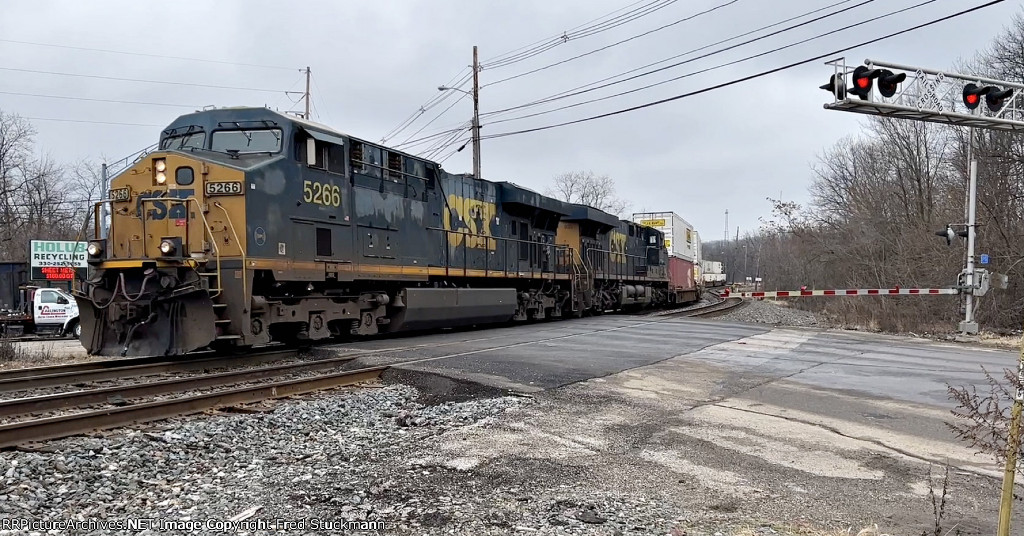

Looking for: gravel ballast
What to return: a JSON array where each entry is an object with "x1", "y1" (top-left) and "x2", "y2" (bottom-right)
[{"x1": 715, "y1": 299, "x2": 822, "y2": 327}]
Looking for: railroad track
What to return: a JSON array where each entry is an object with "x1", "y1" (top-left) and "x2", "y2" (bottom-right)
[
  {"x1": 0, "y1": 325, "x2": 580, "y2": 448},
  {"x1": 647, "y1": 292, "x2": 745, "y2": 318},
  {"x1": 0, "y1": 294, "x2": 742, "y2": 449}
]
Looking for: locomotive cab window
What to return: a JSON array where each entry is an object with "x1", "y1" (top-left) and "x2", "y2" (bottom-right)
[
  {"x1": 298, "y1": 137, "x2": 345, "y2": 174},
  {"x1": 211, "y1": 129, "x2": 282, "y2": 154},
  {"x1": 161, "y1": 131, "x2": 206, "y2": 151}
]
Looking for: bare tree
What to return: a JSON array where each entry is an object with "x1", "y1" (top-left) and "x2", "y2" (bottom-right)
[
  {"x1": 0, "y1": 111, "x2": 97, "y2": 260},
  {"x1": 545, "y1": 171, "x2": 630, "y2": 216}
]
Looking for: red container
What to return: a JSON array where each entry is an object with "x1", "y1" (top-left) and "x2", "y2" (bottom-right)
[{"x1": 668, "y1": 256, "x2": 696, "y2": 291}]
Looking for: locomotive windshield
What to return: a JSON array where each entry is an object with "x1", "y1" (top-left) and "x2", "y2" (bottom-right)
[
  {"x1": 160, "y1": 131, "x2": 206, "y2": 151},
  {"x1": 211, "y1": 128, "x2": 283, "y2": 154}
]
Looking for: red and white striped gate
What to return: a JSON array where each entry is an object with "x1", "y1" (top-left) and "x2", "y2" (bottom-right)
[{"x1": 720, "y1": 287, "x2": 960, "y2": 299}]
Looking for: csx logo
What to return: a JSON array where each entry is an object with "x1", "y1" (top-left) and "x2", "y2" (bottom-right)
[
  {"x1": 136, "y1": 189, "x2": 194, "y2": 221},
  {"x1": 609, "y1": 231, "x2": 626, "y2": 263},
  {"x1": 444, "y1": 194, "x2": 497, "y2": 250}
]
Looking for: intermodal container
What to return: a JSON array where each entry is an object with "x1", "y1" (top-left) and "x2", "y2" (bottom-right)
[
  {"x1": 668, "y1": 256, "x2": 696, "y2": 291},
  {"x1": 632, "y1": 212, "x2": 698, "y2": 262}
]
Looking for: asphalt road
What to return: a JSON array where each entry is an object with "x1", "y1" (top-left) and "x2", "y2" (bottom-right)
[{"x1": 325, "y1": 315, "x2": 1015, "y2": 533}]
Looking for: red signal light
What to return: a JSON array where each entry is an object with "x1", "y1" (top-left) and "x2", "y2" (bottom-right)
[
  {"x1": 963, "y1": 83, "x2": 990, "y2": 111},
  {"x1": 849, "y1": 66, "x2": 880, "y2": 99}
]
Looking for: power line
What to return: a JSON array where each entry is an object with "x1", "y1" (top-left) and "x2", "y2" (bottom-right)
[
  {"x1": 0, "y1": 66, "x2": 285, "y2": 93},
  {"x1": 485, "y1": 0, "x2": 936, "y2": 127},
  {"x1": 484, "y1": 0, "x2": 742, "y2": 87},
  {"x1": 395, "y1": 91, "x2": 471, "y2": 148},
  {"x1": 0, "y1": 90, "x2": 199, "y2": 108},
  {"x1": 0, "y1": 38, "x2": 295, "y2": 70},
  {"x1": 479, "y1": 1, "x2": 1005, "y2": 140},
  {"x1": 311, "y1": 73, "x2": 334, "y2": 126},
  {"x1": 25, "y1": 117, "x2": 160, "y2": 127},
  {"x1": 380, "y1": 69, "x2": 472, "y2": 143},
  {"x1": 482, "y1": 0, "x2": 680, "y2": 69},
  {"x1": 481, "y1": 0, "x2": 866, "y2": 118},
  {"x1": 395, "y1": 124, "x2": 471, "y2": 151},
  {"x1": 385, "y1": 0, "x2": 689, "y2": 144},
  {"x1": 408, "y1": 0, "x2": 863, "y2": 150}
]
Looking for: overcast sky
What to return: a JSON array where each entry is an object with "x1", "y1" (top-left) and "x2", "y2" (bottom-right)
[{"x1": 1, "y1": 0, "x2": 1020, "y2": 241}]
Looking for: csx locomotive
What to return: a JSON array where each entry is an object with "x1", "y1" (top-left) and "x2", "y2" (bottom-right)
[{"x1": 77, "y1": 107, "x2": 695, "y2": 356}]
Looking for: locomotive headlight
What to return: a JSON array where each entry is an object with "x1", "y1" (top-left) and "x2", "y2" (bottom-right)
[
  {"x1": 153, "y1": 158, "x2": 168, "y2": 185},
  {"x1": 86, "y1": 239, "x2": 106, "y2": 264},
  {"x1": 159, "y1": 240, "x2": 175, "y2": 255}
]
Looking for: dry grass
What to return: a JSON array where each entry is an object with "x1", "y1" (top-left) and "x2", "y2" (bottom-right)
[
  {"x1": 731, "y1": 523, "x2": 894, "y2": 536},
  {"x1": 976, "y1": 331, "x2": 1023, "y2": 350}
]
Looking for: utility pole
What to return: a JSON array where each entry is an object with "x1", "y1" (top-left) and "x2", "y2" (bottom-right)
[
  {"x1": 303, "y1": 66, "x2": 312, "y2": 120},
  {"x1": 961, "y1": 127, "x2": 979, "y2": 335},
  {"x1": 471, "y1": 46, "x2": 482, "y2": 179},
  {"x1": 724, "y1": 209, "x2": 728, "y2": 243}
]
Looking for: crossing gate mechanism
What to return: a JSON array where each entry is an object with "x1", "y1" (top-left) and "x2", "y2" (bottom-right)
[{"x1": 721, "y1": 287, "x2": 961, "y2": 299}]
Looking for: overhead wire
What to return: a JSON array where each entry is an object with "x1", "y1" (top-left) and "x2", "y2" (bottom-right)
[
  {"x1": 483, "y1": 0, "x2": 743, "y2": 87},
  {"x1": 395, "y1": 90, "x2": 471, "y2": 148},
  {"x1": 0, "y1": 38, "x2": 295, "y2": 70},
  {"x1": 380, "y1": 69, "x2": 472, "y2": 143},
  {"x1": 311, "y1": 73, "x2": 334, "y2": 125},
  {"x1": 417, "y1": 0, "x2": 874, "y2": 155},
  {"x1": 0, "y1": 90, "x2": 199, "y2": 108},
  {"x1": 478, "y1": 0, "x2": 1006, "y2": 141},
  {"x1": 481, "y1": 0, "x2": 866, "y2": 119},
  {"x1": 24, "y1": 116, "x2": 161, "y2": 127},
  {"x1": 484, "y1": 0, "x2": 938, "y2": 127},
  {"x1": 393, "y1": 124, "x2": 471, "y2": 151},
  {"x1": 385, "y1": 0, "x2": 683, "y2": 144},
  {"x1": 421, "y1": 128, "x2": 471, "y2": 159},
  {"x1": 482, "y1": 0, "x2": 679, "y2": 69},
  {"x1": 0, "y1": 66, "x2": 286, "y2": 93}
]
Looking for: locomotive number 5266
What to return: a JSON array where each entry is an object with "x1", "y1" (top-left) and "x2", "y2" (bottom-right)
[{"x1": 303, "y1": 180, "x2": 341, "y2": 207}]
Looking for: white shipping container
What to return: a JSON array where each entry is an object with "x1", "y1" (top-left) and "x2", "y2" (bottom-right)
[
  {"x1": 700, "y1": 260, "x2": 723, "y2": 274},
  {"x1": 632, "y1": 212, "x2": 698, "y2": 262}
]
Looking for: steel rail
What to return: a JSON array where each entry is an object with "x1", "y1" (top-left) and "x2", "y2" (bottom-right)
[
  {"x1": 0, "y1": 354, "x2": 362, "y2": 418},
  {"x1": 0, "y1": 349, "x2": 298, "y2": 393},
  {"x1": 0, "y1": 348, "x2": 241, "y2": 380},
  {"x1": 683, "y1": 297, "x2": 744, "y2": 317},
  {"x1": 0, "y1": 366, "x2": 385, "y2": 448}
]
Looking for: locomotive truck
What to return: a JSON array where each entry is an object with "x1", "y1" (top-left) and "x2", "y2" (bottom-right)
[{"x1": 77, "y1": 107, "x2": 698, "y2": 357}]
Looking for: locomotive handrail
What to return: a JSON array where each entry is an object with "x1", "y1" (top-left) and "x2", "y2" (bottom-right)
[
  {"x1": 585, "y1": 247, "x2": 647, "y2": 279},
  {"x1": 426, "y1": 226, "x2": 572, "y2": 278},
  {"x1": 212, "y1": 202, "x2": 247, "y2": 310},
  {"x1": 136, "y1": 197, "x2": 223, "y2": 298}
]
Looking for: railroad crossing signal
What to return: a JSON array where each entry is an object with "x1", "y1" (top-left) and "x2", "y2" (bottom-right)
[
  {"x1": 988, "y1": 87, "x2": 1015, "y2": 112},
  {"x1": 819, "y1": 74, "x2": 845, "y2": 100},
  {"x1": 935, "y1": 223, "x2": 968, "y2": 246},
  {"x1": 821, "y1": 58, "x2": 1024, "y2": 131},
  {"x1": 877, "y1": 70, "x2": 906, "y2": 98},
  {"x1": 849, "y1": 66, "x2": 879, "y2": 99},
  {"x1": 963, "y1": 83, "x2": 988, "y2": 110}
]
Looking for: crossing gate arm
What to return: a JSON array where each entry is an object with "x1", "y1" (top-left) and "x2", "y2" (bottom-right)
[{"x1": 721, "y1": 288, "x2": 961, "y2": 298}]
